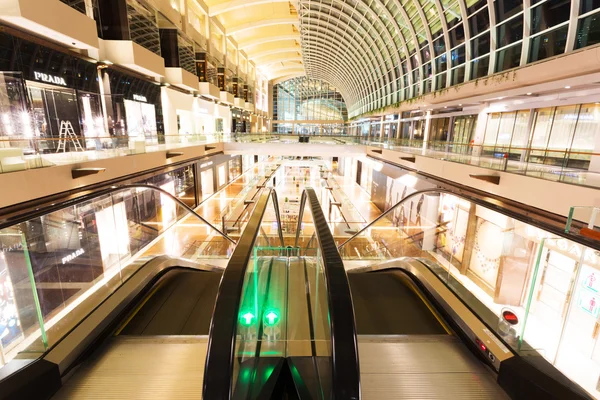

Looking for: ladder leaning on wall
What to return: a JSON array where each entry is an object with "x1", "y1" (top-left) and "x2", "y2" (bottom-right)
[{"x1": 56, "y1": 120, "x2": 83, "y2": 153}]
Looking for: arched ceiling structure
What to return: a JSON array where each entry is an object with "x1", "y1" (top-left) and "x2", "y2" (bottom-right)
[
  {"x1": 205, "y1": 0, "x2": 304, "y2": 81},
  {"x1": 207, "y1": 0, "x2": 532, "y2": 117}
]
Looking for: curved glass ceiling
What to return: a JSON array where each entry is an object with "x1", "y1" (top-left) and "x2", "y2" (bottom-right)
[{"x1": 298, "y1": 0, "x2": 599, "y2": 117}]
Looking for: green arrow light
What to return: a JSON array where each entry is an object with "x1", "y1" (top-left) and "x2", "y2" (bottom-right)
[
  {"x1": 264, "y1": 310, "x2": 280, "y2": 326},
  {"x1": 239, "y1": 311, "x2": 255, "y2": 326}
]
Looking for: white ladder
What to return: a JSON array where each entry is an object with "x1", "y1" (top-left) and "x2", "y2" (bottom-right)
[{"x1": 56, "y1": 120, "x2": 83, "y2": 153}]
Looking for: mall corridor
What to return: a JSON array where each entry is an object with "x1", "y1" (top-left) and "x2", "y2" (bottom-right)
[{"x1": 1, "y1": 0, "x2": 600, "y2": 399}]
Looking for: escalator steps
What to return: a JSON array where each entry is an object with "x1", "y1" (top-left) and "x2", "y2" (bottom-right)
[
  {"x1": 120, "y1": 270, "x2": 222, "y2": 336},
  {"x1": 348, "y1": 272, "x2": 448, "y2": 335}
]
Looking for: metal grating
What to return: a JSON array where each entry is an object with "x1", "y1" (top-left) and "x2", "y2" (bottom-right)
[
  {"x1": 53, "y1": 336, "x2": 208, "y2": 400},
  {"x1": 358, "y1": 336, "x2": 509, "y2": 400}
]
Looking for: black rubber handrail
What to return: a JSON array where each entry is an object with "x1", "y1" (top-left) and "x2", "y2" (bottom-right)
[
  {"x1": 202, "y1": 188, "x2": 277, "y2": 399},
  {"x1": 0, "y1": 183, "x2": 236, "y2": 244},
  {"x1": 295, "y1": 188, "x2": 361, "y2": 399},
  {"x1": 337, "y1": 186, "x2": 600, "y2": 252}
]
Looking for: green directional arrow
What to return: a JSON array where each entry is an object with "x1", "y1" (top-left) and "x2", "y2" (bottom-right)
[
  {"x1": 264, "y1": 310, "x2": 280, "y2": 326},
  {"x1": 239, "y1": 311, "x2": 255, "y2": 326}
]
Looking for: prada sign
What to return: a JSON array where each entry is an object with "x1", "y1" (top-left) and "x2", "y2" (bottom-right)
[{"x1": 34, "y1": 71, "x2": 67, "y2": 86}]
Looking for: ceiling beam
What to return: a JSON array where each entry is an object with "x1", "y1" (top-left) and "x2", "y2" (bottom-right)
[
  {"x1": 250, "y1": 46, "x2": 301, "y2": 60},
  {"x1": 209, "y1": 0, "x2": 291, "y2": 17},
  {"x1": 239, "y1": 34, "x2": 300, "y2": 49},
  {"x1": 255, "y1": 54, "x2": 303, "y2": 65},
  {"x1": 227, "y1": 18, "x2": 299, "y2": 36}
]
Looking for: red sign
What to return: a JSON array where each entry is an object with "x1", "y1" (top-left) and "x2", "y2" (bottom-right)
[{"x1": 502, "y1": 310, "x2": 519, "y2": 325}]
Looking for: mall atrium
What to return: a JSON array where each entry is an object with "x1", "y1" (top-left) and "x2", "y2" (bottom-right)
[{"x1": 0, "y1": 0, "x2": 599, "y2": 399}]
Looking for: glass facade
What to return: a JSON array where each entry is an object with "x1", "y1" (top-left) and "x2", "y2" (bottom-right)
[
  {"x1": 300, "y1": 1, "x2": 600, "y2": 118},
  {"x1": 273, "y1": 77, "x2": 348, "y2": 134}
]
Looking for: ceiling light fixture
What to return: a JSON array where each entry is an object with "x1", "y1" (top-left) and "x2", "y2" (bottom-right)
[
  {"x1": 526, "y1": 92, "x2": 532, "y2": 95},
  {"x1": 565, "y1": 86, "x2": 571, "y2": 89}
]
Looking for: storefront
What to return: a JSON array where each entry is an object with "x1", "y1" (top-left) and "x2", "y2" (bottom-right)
[
  {"x1": 228, "y1": 156, "x2": 242, "y2": 180},
  {"x1": 215, "y1": 103, "x2": 231, "y2": 134},
  {"x1": 100, "y1": 67, "x2": 163, "y2": 144},
  {"x1": 162, "y1": 87, "x2": 216, "y2": 140},
  {"x1": 0, "y1": 29, "x2": 104, "y2": 153},
  {"x1": 193, "y1": 98, "x2": 216, "y2": 139}
]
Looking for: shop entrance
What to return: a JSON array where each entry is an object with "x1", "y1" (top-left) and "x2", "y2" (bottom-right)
[
  {"x1": 124, "y1": 99, "x2": 157, "y2": 143},
  {"x1": 27, "y1": 82, "x2": 82, "y2": 153}
]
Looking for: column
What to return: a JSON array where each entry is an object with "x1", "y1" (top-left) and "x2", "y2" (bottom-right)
[
  {"x1": 471, "y1": 106, "x2": 489, "y2": 158},
  {"x1": 97, "y1": 0, "x2": 129, "y2": 40},
  {"x1": 422, "y1": 110, "x2": 432, "y2": 154}
]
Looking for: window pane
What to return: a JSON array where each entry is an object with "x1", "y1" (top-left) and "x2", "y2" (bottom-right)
[
  {"x1": 530, "y1": 107, "x2": 554, "y2": 151},
  {"x1": 495, "y1": 43, "x2": 522, "y2": 72},
  {"x1": 495, "y1": 0, "x2": 523, "y2": 23},
  {"x1": 451, "y1": 45, "x2": 465, "y2": 67},
  {"x1": 510, "y1": 110, "x2": 532, "y2": 151},
  {"x1": 433, "y1": 35, "x2": 446, "y2": 56},
  {"x1": 580, "y1": 0, "x2": 600, "y2": 15},
  {"x1": 529, "y1": 25, "x2": 568, "y2": 63},
  {"x1": 449, "y1": 24, "x2": 466, "y2": 48},
  {"x1": 436, "y1": 72, "x2": 447, "y2": 88},
  {"x1": 470, "y1": 56, "x2": 490, "y2": 79},
  {"x1": 469, "y1": 8, "x2": 490, "y2": 35},
  {"x1": 436, "y1": 54, "x2": 448, "y2": 72},
  {"x1": 570, "y1": 103, "x2": 600, "y2": 168},
  {"x1": 497, "y1": 112, "x2": 517, "y2": 147},
  {"x1": 576, "y1": 13, "x2": 600, "y2": 49},
  {"x1": 483, "y1": 113, "x2": 501, "y2": 149},
  {"x1": 531, "y1": 0, "x2": 571, "y2": 34},
  {"x1": 497, "y1": 17, "x2": 524, "y2": 47},
  {"x1": 471, "y1": 32, "x2": 490, "y2": 58},
  {"x1": 547, "y1": 104, "x2": 578, "y2": 147},
  {"x1": 451, "y1": 66, "x2": 465, "y2": 85},
  {"x1": 421, "y1": 46, "x2": 432, "y2": 63}
]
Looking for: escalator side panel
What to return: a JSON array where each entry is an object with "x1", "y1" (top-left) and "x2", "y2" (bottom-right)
[{"x1": 348, "y1": 271, "x2": 447, "y2": 335}]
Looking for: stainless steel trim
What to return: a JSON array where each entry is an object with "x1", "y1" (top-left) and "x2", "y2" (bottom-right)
[
  {"x1": 348, "y1": 258, "x2": 514, "y2": 370},
  {"x1": 45, "y1": 256, "x2": 220, "y2": 374}
]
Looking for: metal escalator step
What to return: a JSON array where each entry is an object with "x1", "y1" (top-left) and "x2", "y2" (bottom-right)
[
  {"x1": 53, "y1": 336, "x2": 208, "y2": 400},
  {"x1": 358, "y1": 337, "x2": 508, "y2": 399}
]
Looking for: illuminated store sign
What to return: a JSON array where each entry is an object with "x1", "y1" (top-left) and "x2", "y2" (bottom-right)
[
  {"x1": 34, "y1": 71, "x2": 67, "y2": 86},
  {"x1": 62, "y1": 248, "x2": 85, "y2": 264},
  {"x1": 133, "y1": 94, "x2": 147, "y2": 102}
]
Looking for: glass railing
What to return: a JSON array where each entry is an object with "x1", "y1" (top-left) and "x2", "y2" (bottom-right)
[
  {"x1": 0, "y1": 134, "x2": 226, "y2": 174},
  {"x1": 337, "y1": 188, "x2": 600, "y2": 398},
  {"x1": 0, "y1": 184, "x2": 235, "y2": 369},
  {"x1": 3, "y1": 131, "x2": 600, "y2": 190}
]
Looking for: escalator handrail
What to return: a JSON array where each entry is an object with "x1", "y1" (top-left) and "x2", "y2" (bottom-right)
[
  {"x1": 337, "y1": 188, "x2": 451, "y2": 249},
  {"x1": 295, "y1": 188, "x2": 361, "y2": 399},
  {"x1": 269, "y1": 188, "x2": 285, "y2": 248},
  {"x1": 202, "y1": 188, "x2": 276, "y2": 399},
  {"x1": 337, "y1": 186, "x2": 600, "y2": 252},
  {"x1": 0, "y1": 183, "x2": 236, "y2": 244}
]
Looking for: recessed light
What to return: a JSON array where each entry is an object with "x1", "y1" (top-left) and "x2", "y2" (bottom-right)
[
  {"x1": 444, "y1": 106, "x2": 447, "y2": 108},
  {"x1": 458, "y1": 104, "x2": 462, "y2": 106},
  {"x1": 526, "y1": 92, "x2": 532, "y2": 95},
  {"x1": 498, "y1": 97, "x2": 505, "y2": 100},
  {"x1": 565, "y1": 86, "x2": 571, "y2": 89}
]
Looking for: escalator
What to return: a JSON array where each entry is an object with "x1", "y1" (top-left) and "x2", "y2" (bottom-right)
[
  {"x1": 0, "y1": 184, "x2": 237, "y2": 400},
  {"x1": 0, "y1": 185, "x2": 358, "y2": 400},
  {"x1": 5, "y1": 180, "x2": 591, "y2": 399},
  {"x1": 338, "y1": 189, "x2": 596, "y2": 400}
]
